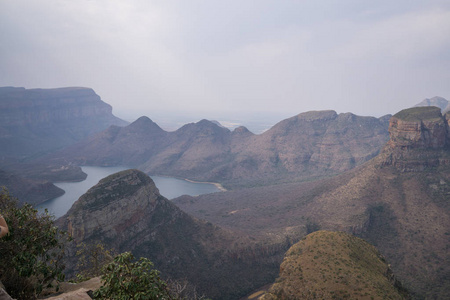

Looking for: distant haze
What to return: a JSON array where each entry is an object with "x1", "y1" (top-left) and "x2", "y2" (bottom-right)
[{"x1": 1, "y1": 1, "x2": 449, "y2": 123}]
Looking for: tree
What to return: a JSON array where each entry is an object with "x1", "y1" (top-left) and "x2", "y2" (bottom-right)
[
  {"x1": 93, "y1": 252, "x2": 173, "y2": 300},
  {"x1": 0, "y1": 189, "x2": 68, "y2": 299}
]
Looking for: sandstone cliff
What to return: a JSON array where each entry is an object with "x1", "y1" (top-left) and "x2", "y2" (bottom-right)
[{"x1": 381, "y1": 106, "x2": 450, "y2": 172}]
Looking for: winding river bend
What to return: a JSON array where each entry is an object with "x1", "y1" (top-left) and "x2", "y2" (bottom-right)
[{"x1": 37, "y1": 166, "x2": 222, "y2": 218}]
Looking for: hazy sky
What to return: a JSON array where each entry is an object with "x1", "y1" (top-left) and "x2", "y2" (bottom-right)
[{"x1": 1, "y1": 0, "x2": 450, "y2": 122}]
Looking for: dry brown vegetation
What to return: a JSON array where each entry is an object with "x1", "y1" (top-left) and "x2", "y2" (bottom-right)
[{"x1": 262, "y1": 231, "x2": 409, "y2": 300}]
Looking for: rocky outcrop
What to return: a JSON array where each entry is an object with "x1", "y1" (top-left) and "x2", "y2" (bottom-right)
[
  {"x1": 387, "y1": 106, "x2": 448, "y2": 149},
  {"x1": 381, "y1": 107, "x2": 450, "y2": 171}
]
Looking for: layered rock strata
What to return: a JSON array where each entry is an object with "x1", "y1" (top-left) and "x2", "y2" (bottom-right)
[{"x1": 382, "y1": 106, "x2": 450, "y2": 171}]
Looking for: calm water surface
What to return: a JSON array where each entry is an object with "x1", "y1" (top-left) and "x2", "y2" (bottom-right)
[{"x1": 37, "y1": 166, "x2": 221, "y2": 218}]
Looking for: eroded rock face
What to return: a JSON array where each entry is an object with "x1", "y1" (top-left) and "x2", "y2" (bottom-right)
[
  {"x1": 388, "y1": 106, "x2": 448, "y2": 149},
  {"x1": 381, "y1": 107, "x2": 450, "y2": 172},
  {"x1": 63, "y1": 169, "x2": 162, "y2": 245}
]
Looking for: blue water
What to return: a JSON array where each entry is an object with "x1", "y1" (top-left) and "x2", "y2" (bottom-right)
[{"x1": 37, "y1": 166, "x2": 221, "y2": 218}]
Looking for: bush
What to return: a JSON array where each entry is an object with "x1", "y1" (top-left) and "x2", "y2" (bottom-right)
[
  {"x1": 94, "y1": 252, "x2": 173, "y2": 300},
  {"x1": 0, "y1": 189, "x2": 68, "y2": 299},
  {"x1": 75, "y1": 242, "x2": 116, "y2": 282}
]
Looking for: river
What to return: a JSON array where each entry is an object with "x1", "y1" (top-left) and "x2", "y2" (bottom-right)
[{"x1": 37, "y1": 166, "x2": 221, "y2": 218}]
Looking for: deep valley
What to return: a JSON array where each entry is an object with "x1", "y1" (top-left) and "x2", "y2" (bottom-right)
[{"x1": 0, "y1": 87, "x2": 449, "y2": 299}]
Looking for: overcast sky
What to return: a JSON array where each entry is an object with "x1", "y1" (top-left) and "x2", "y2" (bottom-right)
[{"x1": 1, "y1": 0, "x2": 450, "y2": 123}]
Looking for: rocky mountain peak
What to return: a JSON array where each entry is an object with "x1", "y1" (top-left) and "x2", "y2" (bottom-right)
[
  {"x1": 62, "y1": 169, "x2": 161, "y2": 243},
  {"x1": 414, "y1": 96, "x2": 449, "y2": 112},
  {"x1": 196, "y1": 119, "x2": 228, "y2": 130},
  {"x1": 176, "y1": 119, "x2": 230, "y2": 137},
  {"x1": 232, "y1": 125, "x2": 253, "y2": 135},
  {"x1": 126, "y1": 116, "x2": 164, "y2": 133},
  {"x1": 266, "y1": 110, "x2": 338, "y2": 136}
]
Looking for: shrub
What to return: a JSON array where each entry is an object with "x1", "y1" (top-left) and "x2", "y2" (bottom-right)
[
  {"x1": 0, "y1": 189, "x2": 68, "y2": 299},
  {"x1": 94, "y1": 252, "x2": 173, "y2": 300}
]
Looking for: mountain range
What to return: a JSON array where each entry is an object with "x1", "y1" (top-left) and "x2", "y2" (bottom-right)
[
  {"x1": 48, "y1": 110, "x2": 391, "y2": 188},
  {"x1": 174, "y1": 106, "x2": 450, "y2": 299},
  {"x1": 57, "y1": 107, "x2": 448, "y2": 299},
  {"x1": 0, "y1": 86, "x2": 448, "y2": 299}
]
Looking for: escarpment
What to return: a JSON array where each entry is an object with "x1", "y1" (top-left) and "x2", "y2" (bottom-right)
[{"x1": 0, "y1": 87, "x2": 127, "y2": 160}]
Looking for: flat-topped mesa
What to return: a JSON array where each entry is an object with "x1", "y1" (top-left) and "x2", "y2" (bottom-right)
[
  {"x1": 0, "y1": 87, "x2": 125, "y2": 126},
  {"x1": 0, "y1": 86, "x2": 128, "y2": 160},
  {"x1": 380, "y1": 107, "x2": 450, "y2": 171},
  {"x1": 387, "y1": 106, "x2": 448, "y2": 150}
]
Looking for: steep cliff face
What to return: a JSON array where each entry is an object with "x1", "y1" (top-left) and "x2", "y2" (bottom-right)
[
  {"x1": 387, "y1": 106, "x2": 448, "y2": 149},
  {"x1": 0, "y1": 87, "x2": 121, "y2": 126},
  {"x1": 381, "y1": 106, "x2": 450, "y2": 171},
  {"x1": 59, "y1": 169, "x2": 288, "y2": 299},
  {"x1": 0, "y1": 87, "x2": 127, "y2": 160}
]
